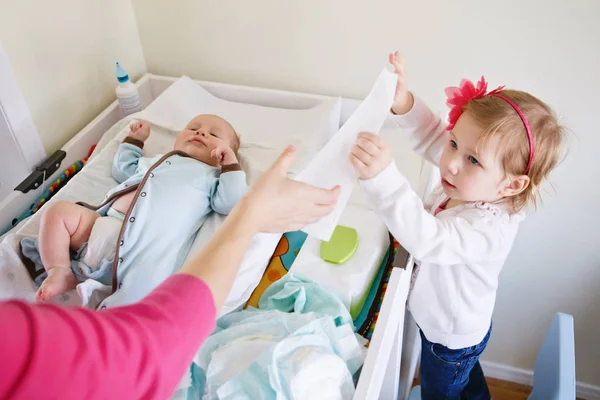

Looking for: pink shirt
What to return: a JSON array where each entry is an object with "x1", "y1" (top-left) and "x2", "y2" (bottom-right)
[{"x1": 0, "y1": 274, "x2": 216, "y2": 399}]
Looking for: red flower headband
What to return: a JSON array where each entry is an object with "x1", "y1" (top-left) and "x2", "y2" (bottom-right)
[{"x1": 444, "y1": 76, "x2": 534, "y2": 175}]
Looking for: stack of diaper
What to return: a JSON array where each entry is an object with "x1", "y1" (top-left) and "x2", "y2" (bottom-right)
[{"x1": 182, "y1": 274, "x2": 367, "y2": 400}]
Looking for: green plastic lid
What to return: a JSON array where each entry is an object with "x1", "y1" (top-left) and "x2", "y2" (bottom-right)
[{"x1": 320, "y1": 225, "x2": 358, "y2": 264}]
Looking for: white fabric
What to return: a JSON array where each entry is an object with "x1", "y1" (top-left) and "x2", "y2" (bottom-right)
[
  {"x1": 207, "y1": 336, "x2": 274, "y2": 397},
  {"x1": 290, "y1": 203, "x2": 389, "y2": 319},
  {"x1": 271, "y1": 334, "x2": 356, "y2": 400},
  {"x1": 0, "y1": 76, "x2": 343, "y2": 314},
  {"x1": 0, "y1": 235, "x2": 37, "y2": 302},
  {"x1": 296, "y1": 69, "x2": 397, "y2": 241},
  {"x1": 359, "y1": 96, "x2": 526, "y2": 349},
  {"x1": 288, "y1": 352, "x2": 353, "y2": 400},
  {"x1": 76, "y1": 279, "x2": 112, "y2": 310},
  {"x1": 139, "y1": 76, "x2": 343, "y2": 180}
]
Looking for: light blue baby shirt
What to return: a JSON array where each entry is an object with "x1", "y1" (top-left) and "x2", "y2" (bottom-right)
[{"x1": 96, "y1": 141, "x2": 247, "y2": 309}]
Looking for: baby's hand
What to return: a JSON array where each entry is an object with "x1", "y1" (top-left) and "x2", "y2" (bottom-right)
[
  {"x1": 211, "y1": 146, "x2": 238, "y2": 166},
  {"x1": 350, "y1": 132, "x2": 392, "y2": 180},
  {"x1": 129, "y1": 120, "x2": 151, "y2": 142},
  {"x1": 389, "y1": 51, "x2": 414, "y2": 115}
]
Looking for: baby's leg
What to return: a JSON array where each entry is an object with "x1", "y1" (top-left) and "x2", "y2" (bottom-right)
[{"x1": 37, "y1": 201, "x2": 100, "y2": 302}]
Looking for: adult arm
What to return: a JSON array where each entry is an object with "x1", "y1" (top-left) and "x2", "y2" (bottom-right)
[{"x1": 1, "y1": 146, "x2": 339, "y2": 399}]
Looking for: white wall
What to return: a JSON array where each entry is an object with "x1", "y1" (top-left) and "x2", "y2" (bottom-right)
[
  {"x1": 132, "y1": 0, "x2": 600, "y2": 387},
  {"x1": 0, "y1": 0, "x2": 146, "y2": 154}
]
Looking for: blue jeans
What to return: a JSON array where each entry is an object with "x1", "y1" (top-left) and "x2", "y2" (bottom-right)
[{"x1": 419, "y1": 326, "x2": 492, "y2": 400}]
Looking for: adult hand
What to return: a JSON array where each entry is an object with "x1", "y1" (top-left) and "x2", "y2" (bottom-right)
[{"x1": 238, "y1": 146, "x2": 340, "y2": 233}]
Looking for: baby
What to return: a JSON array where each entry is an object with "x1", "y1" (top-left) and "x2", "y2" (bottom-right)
[{"x1": 35, "y1": 114, "x2": 248, "y2": 306}]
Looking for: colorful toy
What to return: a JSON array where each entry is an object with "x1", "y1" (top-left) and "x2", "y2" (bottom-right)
[{"x1": 12, "y1": 146, "x2": 95, "y2": 228}]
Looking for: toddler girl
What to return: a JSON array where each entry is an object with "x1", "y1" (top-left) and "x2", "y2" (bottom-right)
[{"x1": 350, "y1": 51, "x2": 566, "y2": 399}]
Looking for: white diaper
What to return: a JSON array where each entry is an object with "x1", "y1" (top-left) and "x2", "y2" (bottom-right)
[{"x1": 80, "y1": 212, "x2": 123, "y2": 270}]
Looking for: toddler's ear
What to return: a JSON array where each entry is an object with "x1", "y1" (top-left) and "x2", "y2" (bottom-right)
[{"x1": 500, "y1": 175, "x2": 530, "y2": 198}]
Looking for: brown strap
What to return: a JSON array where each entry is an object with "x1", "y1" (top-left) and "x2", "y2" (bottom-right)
[
  {"x1": 76, "y1": 184, "x2": 139, "y2": 212},
  {"x1": 123, "y1": 136, "x2": 145, "y2": 149},
  {"x1": 221, "y1": 163, "x2": 243, "y2": 173},
  {"x1": 109, "y1": 150, "x2": 188, "y2": 294}
]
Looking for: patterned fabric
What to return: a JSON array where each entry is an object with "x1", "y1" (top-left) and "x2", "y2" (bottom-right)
[
  {"x1": 246, "y1": 231, "x2": 400, "y2": 345},
  {"x1": 356, "y1": 237, "x2": 399, "y2": 345},
  {"x1": 245, "y1": 231, "x2": 307, "y2": 308}
]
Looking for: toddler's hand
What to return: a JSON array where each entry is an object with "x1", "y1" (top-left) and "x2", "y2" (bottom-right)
[
  {"x1": 350, "y1": 132, "x2": 392, "y2": 180},
  {"x1": 389, "y1": 51, "x2": 414, "y2": 115},
  {"x1": 129, "y1": 120, "x2": 151, "y2": 142},
  {"x1": 211, "y1": 146, "x2": 238, "y2": 166}
]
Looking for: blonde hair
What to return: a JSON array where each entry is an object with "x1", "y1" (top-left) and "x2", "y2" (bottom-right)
[{"x1": 463, "y1": 90, "x2": 566, "y2": 211}]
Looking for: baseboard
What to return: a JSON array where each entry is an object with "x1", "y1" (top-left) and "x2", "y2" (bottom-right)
[
  {"x1": 481, "y1": 360, "x2": 600, "y2": 399},
  {"x1": 480, "y1": 360, "x2": 534, "y2": 386}
]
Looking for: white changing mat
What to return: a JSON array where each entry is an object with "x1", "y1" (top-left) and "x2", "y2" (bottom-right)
[{"x1": 0, "y1": 76, "x2": 342, "y2": 315}]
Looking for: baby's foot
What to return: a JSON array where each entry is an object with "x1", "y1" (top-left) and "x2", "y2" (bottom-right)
[{"x1": 36, "y1": 267, "x2": 77, "y2": 303}]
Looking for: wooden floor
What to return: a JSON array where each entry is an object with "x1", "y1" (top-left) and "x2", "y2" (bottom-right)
[
  {"x1": 484, "y1": 378, "x2": 532, "y2": 400},
  {"x1": 413, "y1": 377, "x2": 532, "y2": 399},
  {"x1": 413, "y1": 377, "x2": 585, "y2": 399}
]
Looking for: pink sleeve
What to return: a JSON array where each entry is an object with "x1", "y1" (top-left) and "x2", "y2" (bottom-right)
[{"x1": 0, "y1": 274, "x2": 216, "y2": 399}]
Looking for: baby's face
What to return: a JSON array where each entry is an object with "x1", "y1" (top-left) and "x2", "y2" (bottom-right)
[{"x1": 174, "y1": 114, "x2": 238, "y2": 166}]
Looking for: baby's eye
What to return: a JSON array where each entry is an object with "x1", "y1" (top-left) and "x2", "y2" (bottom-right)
[
  {"x1": 450, "y1": 140, "x2": 458, "y2": 149},
  {"x1": 468, "y1": 156, "x2": 480, "y2": 165},
  {"x1": 210, "y1": 133, "x2": 217, "y2": 137}
]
